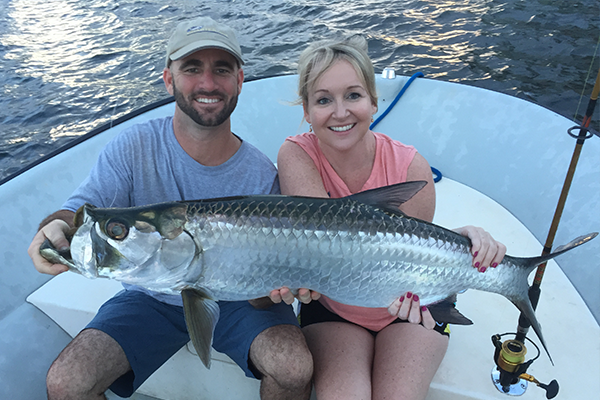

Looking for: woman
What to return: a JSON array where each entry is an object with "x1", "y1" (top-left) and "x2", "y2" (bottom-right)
[{"x1": 271, "y1": 36, "x2": 506, "y2": 400}]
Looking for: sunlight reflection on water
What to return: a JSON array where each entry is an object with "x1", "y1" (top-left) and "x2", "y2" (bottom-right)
[{"x1": 0, "y1": 0, "x2": 598, "y2": 179}]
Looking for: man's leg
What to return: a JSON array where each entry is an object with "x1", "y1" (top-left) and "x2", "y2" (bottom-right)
[
  {"x1": 250, "y1": 324, "x2": 313, "y2": 400},
  {"x1": 214, "y1": 301, "x2": 313, "y2": 400},
  {"x1": 47, "y1": 290, "x2": 190, "y2": 399},
  {"x1": 46, "y1": 328, "x2": 130, "y2": 400}
]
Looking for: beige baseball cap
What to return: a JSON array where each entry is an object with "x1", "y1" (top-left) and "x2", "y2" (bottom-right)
[{"x1": 166, "y1": 17, "x2": 244, "y2": 67}]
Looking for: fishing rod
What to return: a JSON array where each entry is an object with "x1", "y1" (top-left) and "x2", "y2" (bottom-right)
[
  {"x1": 491, "y1": 65, "x2": 600, "y2": 398},
  {"x1": 518, "y1": 65, "x2": 600, "y2": 335}
]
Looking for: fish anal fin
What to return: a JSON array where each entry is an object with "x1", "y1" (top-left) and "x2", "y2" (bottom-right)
[
  {"x1": 427, "y1": 297, "x2": 473, "y2": 325},
  {"x1": 181, "y1": 288, "x2": 220, "y2": 369}
]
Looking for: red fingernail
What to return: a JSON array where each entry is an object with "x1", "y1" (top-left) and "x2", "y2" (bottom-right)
[
  {"x1": 480, "y1": 267, "x2": 487, "y2": 273},
  {"x1": 421, "y1": 306, "x2": 427, "y2": 312},
  {"x1": 399, "y1": 296, "x2": 405, "y2": 302},
  {"x1": 406, "y1": 292, "x2": 412, "y2": 299},
  {"x1": 475, "y1": 262, "x2": 480, "y2": 268},
  {"x1": 413, "y1": 294, "x2": 419, "y2": 302},
  {"x1": 473, "y1": 251, "x2": 478, "y2": 257},
  {"x1": 492, "y1": 262, "x2": 498, "y2": 268}
]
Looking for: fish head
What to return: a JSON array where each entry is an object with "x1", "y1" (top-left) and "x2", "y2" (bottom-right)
[{"x1": 70, "y1": 203, "x2": 198, "y2": 288}]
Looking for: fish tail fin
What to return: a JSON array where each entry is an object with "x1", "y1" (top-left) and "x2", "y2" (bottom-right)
[
  {"x1": 507, "y1": 233, "x2": 597, "y2": 363},
  {"x1": 519, "y1": 233, "x2": 598, "y2": 274},
  {"x1": 181, "y1": 288, "x2": 220, "y2": 369},
  {"x1": 510, "y1": 293, "x2": 553, "y2": 365}
]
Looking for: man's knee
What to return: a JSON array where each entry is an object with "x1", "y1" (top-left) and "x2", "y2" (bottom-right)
[
  {"x1": 46, "y1": 329, "x2": 129, "y2": 400},
  {"x1": 46, "y1": 357, "x2": 98, "y2": 400},
  {"x1": 251, "y1": 324, "x2": 314, "y2": 388}
]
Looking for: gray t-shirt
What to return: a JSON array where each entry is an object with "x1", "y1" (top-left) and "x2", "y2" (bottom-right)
[{"x1": 63, "y1": 116, "x2": 279, "y2": 305}]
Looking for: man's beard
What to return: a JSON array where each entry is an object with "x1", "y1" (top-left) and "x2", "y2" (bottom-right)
[{"x1": 172, "y1": 81, "x2": 238, "y2": 127}]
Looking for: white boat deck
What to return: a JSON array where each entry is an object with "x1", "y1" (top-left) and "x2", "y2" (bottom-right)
[
  {"x1": 27, "y1": 177, "x2": 600, "y2": 399},
  {"x1": 2, "y1": 73, "x2": 598, "y2": 398}
]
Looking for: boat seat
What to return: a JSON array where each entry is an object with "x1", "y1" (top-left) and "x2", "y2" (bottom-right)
[{"x1": 28, "y1": 272, "x2": 266, "y2": 399}]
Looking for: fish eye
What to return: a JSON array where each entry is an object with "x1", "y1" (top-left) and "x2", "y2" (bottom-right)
[{"x1": 105, "y1": 219, "x2": 129, "y2": 240}]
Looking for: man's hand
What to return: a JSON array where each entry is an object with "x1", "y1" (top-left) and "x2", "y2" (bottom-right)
[
  {"x1": 28, "y1": 219, "x2": 72, "y2": 275},
  {"x1": 269, "y1": 287, "x2": 321, "y2": 305}
]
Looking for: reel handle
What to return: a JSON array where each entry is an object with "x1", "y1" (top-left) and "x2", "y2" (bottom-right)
[{"x1": 520, "y1": 374, "x2": 559, "y2": 399}]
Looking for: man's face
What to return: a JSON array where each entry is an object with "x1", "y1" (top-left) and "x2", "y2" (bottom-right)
[{"x1": 165, "y1": 48, "x2": 244, "y2": 127}]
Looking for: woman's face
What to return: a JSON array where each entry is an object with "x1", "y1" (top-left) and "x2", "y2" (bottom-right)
[{"x1": 304, "y1": 59, "x2": 377, "y2": 153}]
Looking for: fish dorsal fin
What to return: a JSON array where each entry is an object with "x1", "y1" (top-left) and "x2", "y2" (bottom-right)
[
  {"x1": 347, "y1": 181, "x2": 427, "y2": 212},
  {"x1": 181, "y1": 288, "x2": 220, "y2": 369}
]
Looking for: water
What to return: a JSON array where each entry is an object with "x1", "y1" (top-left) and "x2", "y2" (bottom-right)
[{"x1": 0, "y1": 0, "x2": 598, "y2": 181}]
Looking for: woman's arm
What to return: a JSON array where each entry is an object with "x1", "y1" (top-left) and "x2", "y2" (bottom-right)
[
  {"x1": 277, "y1": 140, "x2": 329, "y2": 198},
  {"x1": 401, "y1": 152, "x2": 436, "y2": 222}
]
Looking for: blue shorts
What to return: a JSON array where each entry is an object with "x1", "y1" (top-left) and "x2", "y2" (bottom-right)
[{"x1": 86, "y1": 289, "x2": 299, "y2": 397}]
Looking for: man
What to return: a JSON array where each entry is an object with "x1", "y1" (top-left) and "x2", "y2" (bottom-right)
[{"x1": 27, "y1": 17, "x2": 313, "y2": 400}]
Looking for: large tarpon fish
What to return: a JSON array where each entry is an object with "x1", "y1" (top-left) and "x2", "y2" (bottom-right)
[{"x1": 41, "y1": 181, "x2": 596, "y2": 367}]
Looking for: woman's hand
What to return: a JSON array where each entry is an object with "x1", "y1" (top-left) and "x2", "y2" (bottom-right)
[
  {"x1": 269, "y1": 287, "x2": 321, "y2": 305},
  {"x1": 388, "y1": 292, "x2": 436, "y2": 330},
  {"x1": 453, "y1": 225, "x2": 507, "y2": 272}
]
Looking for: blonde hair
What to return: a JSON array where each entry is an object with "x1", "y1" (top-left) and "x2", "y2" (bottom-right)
[{"x1": 297, "y1": 36, "x2": 378, "y2": 109}]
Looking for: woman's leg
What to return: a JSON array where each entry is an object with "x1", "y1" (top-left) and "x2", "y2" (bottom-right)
[
  {"x1": 372, "y1": 323, "x2": 448, "y2": 400},
  {"x1": 303, "y1": 321, "x2": 375, "y2": 400}
]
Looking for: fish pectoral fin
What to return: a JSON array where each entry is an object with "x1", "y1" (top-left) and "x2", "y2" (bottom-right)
[
  {"x1": 181, "y1": 288, "x2": 220, "y2": 369},
  {"x1": 427, "y1": 298, "x2": 473, "y2": 325}
]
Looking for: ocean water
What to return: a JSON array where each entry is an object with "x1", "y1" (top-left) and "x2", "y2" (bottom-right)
[{"x1": 0, "y1": 0, "x2": 598, "y2": 181}]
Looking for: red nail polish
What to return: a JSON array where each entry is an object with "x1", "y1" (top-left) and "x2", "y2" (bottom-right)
[
  {"x1": 475, "y1": 262, "x2": 480, "y2": 268},
  {"x1": 399, "y1": 295, "x2": 405, "y2": 302},
  {"x1": 492, "y1": 263, "x2": 498, "y2": 268},
  {"x1": 406, "y1": 292, "x2": 412, "y2": 299},
  {"x1": 413, "y1": 294, "x2": 419, "y2": 302},
  {"x1": 480, "y1": 267, "x2": 487, "y2": 273},
  {"x1": 421, "y1": 306, "x2": 427, "y2": 312},
  {"x1": 473, "y1": 251, "x2": 478, "y2": 257}
]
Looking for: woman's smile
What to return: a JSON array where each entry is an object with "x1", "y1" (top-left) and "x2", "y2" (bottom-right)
[{"x1": 329, "y1": 123, "x2": 356, "y2": 132}]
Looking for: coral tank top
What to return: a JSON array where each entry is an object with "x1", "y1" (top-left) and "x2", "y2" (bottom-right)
[{"x1": 285, "y1": 131, "x2": 417, "y2": 331}]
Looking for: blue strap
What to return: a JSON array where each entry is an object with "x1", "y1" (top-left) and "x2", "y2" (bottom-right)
[{"x1": 370, "y1": 72, "x2": 424, "y2": 130}]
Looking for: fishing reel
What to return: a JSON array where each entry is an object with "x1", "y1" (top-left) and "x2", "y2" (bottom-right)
[{"x1": 491, "y1": 333, "x2": 559, "y2": 398}]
